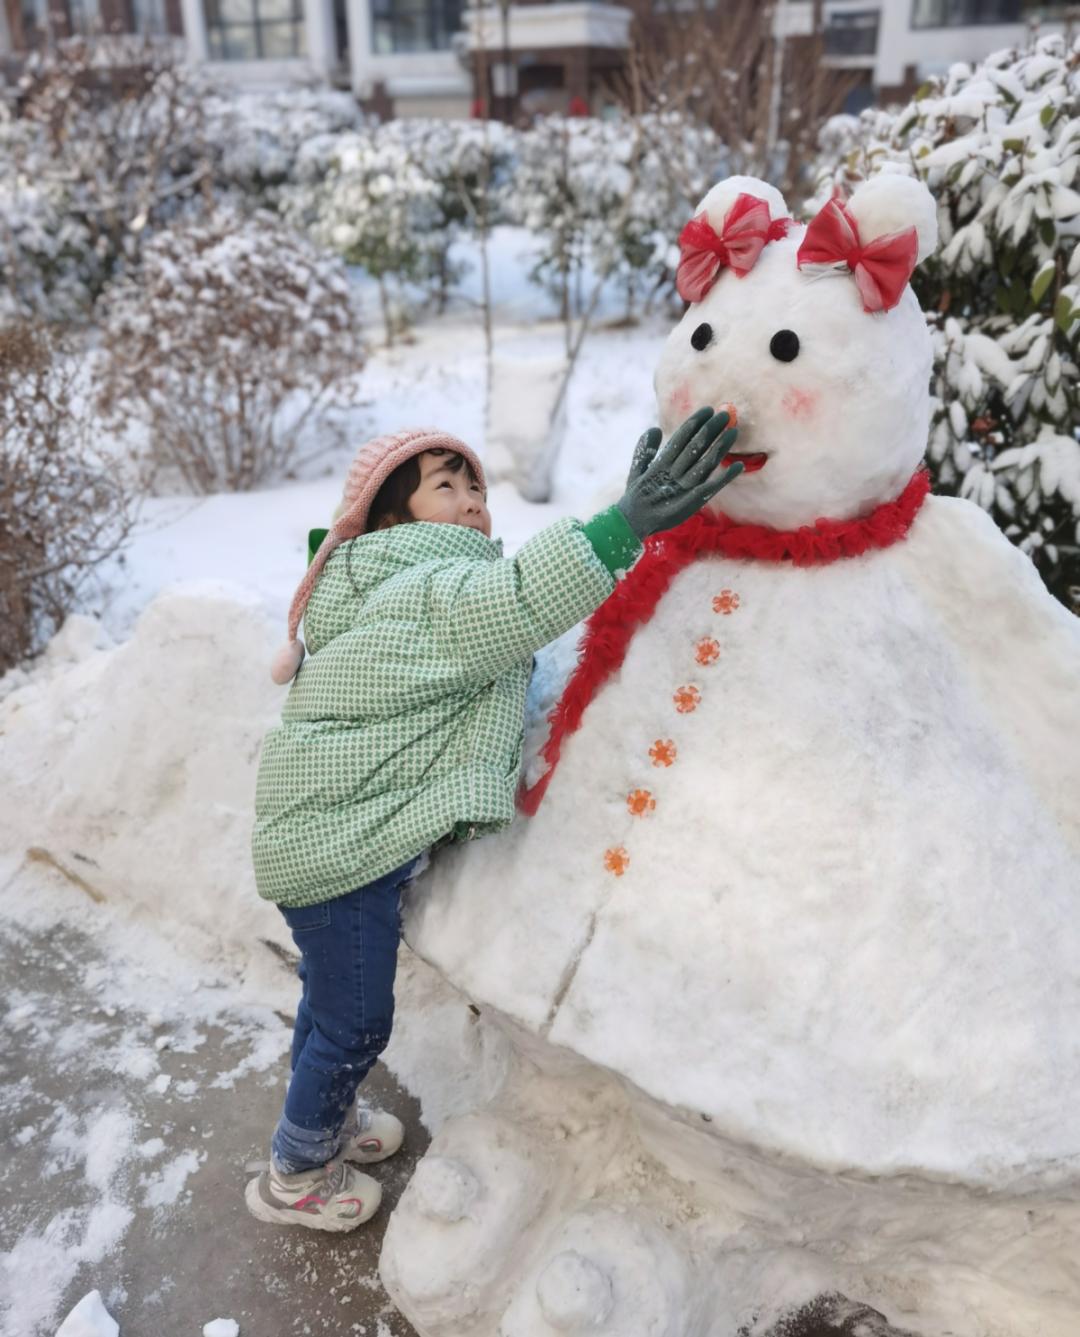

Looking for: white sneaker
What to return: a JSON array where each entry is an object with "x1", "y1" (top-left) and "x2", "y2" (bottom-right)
[
  {"x1": 341, "y1": 1103, "x2": 404, "y2": 1164},
  {"x1": 245, "y1": 1158, "x2": 381, "y2": 1232}
]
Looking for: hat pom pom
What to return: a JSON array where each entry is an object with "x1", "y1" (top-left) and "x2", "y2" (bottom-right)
[{"x1": 271, "y1": 638, "x2": 305, "y2": 685}]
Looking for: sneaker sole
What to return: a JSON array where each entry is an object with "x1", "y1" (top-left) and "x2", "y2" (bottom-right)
[{"x1": 244, "y1": 1175, "x2": 381, "y2": 1232}]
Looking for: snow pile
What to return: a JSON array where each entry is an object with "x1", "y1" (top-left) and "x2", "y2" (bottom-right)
[
  {"x1": 54, "y1": 1291, "x2": 118, "y2": 1337},
  {"x1": 0, "y1": 581, "x2": 291, "y2": 986},
  {"x1": 410, "y1": 496, "x2": 1080, "y2": 1183},
  {"x1": 202, "y1": 1319, "x2": 240, "y2": 1337}
]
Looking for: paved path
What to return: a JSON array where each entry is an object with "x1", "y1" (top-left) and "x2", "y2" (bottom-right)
[{"x1": 0, "y1": 913, "x2": 425, "y2": 1337}]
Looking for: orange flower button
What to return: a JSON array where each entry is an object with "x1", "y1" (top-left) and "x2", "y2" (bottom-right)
[
  {"x1": 713, "y1": 589, "x2": 741, "y2": 615},
  {"x1": 695, "y1": 637, "x2": 721, "y2": 666},
  {"x1": 673, "y1": 684, "x2": 702, "y2": 714},
  {"x1": 604, "y1": 846, "x2": 630, "y2": 877},
  {"x1": 649, "y1": 739, "x2": 677, "y2": 768},
  {"x1": 627, "y1": 789, "x2": 656, "y2": 817}
]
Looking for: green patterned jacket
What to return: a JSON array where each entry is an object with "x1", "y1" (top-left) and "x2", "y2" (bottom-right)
[{"x1": 252, "y1": 511, "x2": 639, "y2": 906}]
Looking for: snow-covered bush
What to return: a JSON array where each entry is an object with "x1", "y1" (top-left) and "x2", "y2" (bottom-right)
[
  {"x1": 812, "y1": 35, "x2": 1080, "y2": 609},
  {"x1": 512, "y1": 114, "x2": 725, "y2": 323},
  {"x1": 603, "y1": 112, "x2": 727, "y2": 317},
  {"x1": 0, "y1": 37, "x2": 211, "y2": 319},
  {"x1": 283, "y1": 128, "x2": 443, "y2": 343},
  {"x1": 0, "y1": 168, "x2": 98, "y2": 324},
  {"x1": 95, "y1": 211, "x2": 363, "y2": 493},
  {"x1": 511, "y1": 118, "x2": 603, "y2": 324},
  {"x1": 204, "y1": 88, "x2": 368, "y2": 205},
  {"x1": 0, "y1": 323, "x2": 133, "y2": 673},
  {"x1": 378, "y1": 119, "x2": 518, "y2": 312}
]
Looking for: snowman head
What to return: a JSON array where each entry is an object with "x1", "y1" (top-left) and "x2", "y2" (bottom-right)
[{"x1": 654, "y1": 172, "x2": 938, "y2": 529}]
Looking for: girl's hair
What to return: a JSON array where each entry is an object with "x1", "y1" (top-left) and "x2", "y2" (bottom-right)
[{"x1": 366, "y1": 448, "x2": 482, "y2": 532}]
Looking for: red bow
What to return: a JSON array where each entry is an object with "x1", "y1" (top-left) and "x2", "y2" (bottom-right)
[
  {"x1": 796, "y1": 193, "x2": 918, "y2": 314},
  {"x1": 676, "y1": 193, "x2": 790, "y2": 303}
]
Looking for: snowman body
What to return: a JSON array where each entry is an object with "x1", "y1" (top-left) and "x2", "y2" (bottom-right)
[
  {"x1": 408, "y1": 493, "x2": 1080, "y2": 1180},
  {"x1": 381, "y1": 173, "x2": 1080, "y2": 1337}
]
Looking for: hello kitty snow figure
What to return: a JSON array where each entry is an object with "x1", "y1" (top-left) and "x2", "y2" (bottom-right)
[{"x1": 381, "y1": 177, "x2": 1080, "y2": 1337}]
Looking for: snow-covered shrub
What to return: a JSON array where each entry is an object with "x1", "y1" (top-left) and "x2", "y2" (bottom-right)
[
  {"x1": 511, "y1": 117, "x2": 601, "y2": 324},
  {"x1": 602, "y1": 112, "x2": 727, "y2": 317},
  {"x1": 204, "y1": 88, "x2": 368, "y2": 205},
  {"x1": 95, "y1": 211, "x2": 363, "y2": 493},
  {"x1": 283, "y1": 128, "x2": 443, "y2": 343},
  {"x1": 0, "y1": 323, "x2": 133, "y2": 673},
  {"x1": 512, "y1": 113, "x2": 725, "y2": 323},
  {"x1": 378, "y1": 119, "x2": 518, "y2": 312},
  {"x1": 812, "y1": 35, "x2": 1080, "y2": 609},
  {"x1": 0, "y1": 167, "x2": 98, "y2": 324},
  {"x1": 0, "y1": 37, "x2": 211, "y2": 319}
]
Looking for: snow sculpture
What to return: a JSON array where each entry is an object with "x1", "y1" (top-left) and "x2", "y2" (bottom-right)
[{"x1": 382, "y1": 175, "x2": 1080, "y2": 1336}]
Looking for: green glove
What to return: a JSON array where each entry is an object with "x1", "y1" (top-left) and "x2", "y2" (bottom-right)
[
  {"x1": 616, "y1": 407, "x2": 742, "y2": 540},
  {"x1": 580, "y1": 407, "x2": 742, "y2": 578}
]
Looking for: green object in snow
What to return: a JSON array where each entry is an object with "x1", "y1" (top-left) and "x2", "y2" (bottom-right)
[{"x1": 308, "y1": 529, "x2": 329, "y2": 564}]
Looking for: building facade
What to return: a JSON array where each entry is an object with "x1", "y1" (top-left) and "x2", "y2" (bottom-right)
[
  {"x1": 1, "y1": 0, "x2": 1075, "y2": 115},
  {"x1": 784, "y1": 0, "x2": 1075, "y2": 105}
]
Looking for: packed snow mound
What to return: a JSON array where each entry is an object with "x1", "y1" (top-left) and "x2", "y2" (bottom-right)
[
  {"x1": 410, "y1": 494, "x2": 1080, "y2": 1185},
  {"x1": 0, "y1": 584, "x2": 291, "y2": 980}
]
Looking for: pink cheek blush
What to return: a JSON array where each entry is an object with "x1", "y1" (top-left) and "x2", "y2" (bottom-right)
[
  {"x1": 782, "y1": 387, "x2": 820, "y2": 421},
  {"x1": 668, "y1": 383, "x2": 693, "y2": 420}
]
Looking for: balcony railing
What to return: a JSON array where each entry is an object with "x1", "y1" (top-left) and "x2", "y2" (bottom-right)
[{"x1": 911, "y1": 1, "x2": 1023, "y2": 27}]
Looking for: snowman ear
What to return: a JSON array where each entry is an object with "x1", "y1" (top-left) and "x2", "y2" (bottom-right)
[
  {"x1": 692, "y1": 175, "x2": 791, "y2": 234},
  {"x1": 846, "y1": 172, "x2": 938, "y2": 265}
]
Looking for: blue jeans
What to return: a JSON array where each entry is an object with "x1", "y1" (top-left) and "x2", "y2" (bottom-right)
[{"x1": 270, "y1": 859, "x2": 418, "y2": 1175}]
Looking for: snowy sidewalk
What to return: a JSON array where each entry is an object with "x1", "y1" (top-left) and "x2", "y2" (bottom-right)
[{"x1": 0, "y1": 897, "x2": 425, "y2": 1337}]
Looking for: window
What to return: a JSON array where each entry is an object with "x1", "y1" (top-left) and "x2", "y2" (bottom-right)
[
  {"x1": 370, "y1": 0, "x2": 462, "y2": 53},
  {"x1": 132, "y1": 0, "x2": 167, "y2": 33},
  {"x1": 911, "y1": 0, "x2": 1021, "y2": 25},
  {"x1": 20, "y1": 0, "x2": 58, "y2": 43},
  {"x1": 824, "y1": 9, "x2": 879, "y2": 56},
  {"x1": 65, "y1": 0, "x2": 100, "y2": 34},
  {"x1": 204, "y1": 0, "x2": 306, "y2": 59}
]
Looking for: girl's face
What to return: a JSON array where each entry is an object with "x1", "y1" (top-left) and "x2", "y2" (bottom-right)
[{"x1": 408, "y1": 451, "x2": 491, "y2": 537}]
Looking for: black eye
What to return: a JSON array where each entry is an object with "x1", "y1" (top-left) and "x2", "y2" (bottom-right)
[
  {"x1": 691, "y1": 323, "x2": 713, "y2": 351},
  {"x1": 770, "y1": 329, "x2": 800, "y2": 362}
]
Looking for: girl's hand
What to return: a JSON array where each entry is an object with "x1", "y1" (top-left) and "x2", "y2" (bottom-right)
[{"x1": 617, "y1": 408, "x2": 742, "y2": 540}]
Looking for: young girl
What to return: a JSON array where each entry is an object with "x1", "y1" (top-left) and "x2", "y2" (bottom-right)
[{"x1": 247, "y1": 410, "x2": 741, "y2": 1232}]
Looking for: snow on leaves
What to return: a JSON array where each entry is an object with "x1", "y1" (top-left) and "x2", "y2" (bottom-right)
[{"x1": 813, "y1": 34, "x2": 1080, "y2": 610}]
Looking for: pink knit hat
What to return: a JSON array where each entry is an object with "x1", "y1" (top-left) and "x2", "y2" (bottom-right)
[{"x1": 270, "y1": 427, "x2": 487, "y2": 684}]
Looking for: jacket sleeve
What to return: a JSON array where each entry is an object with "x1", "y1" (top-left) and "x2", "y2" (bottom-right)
[{"x1": 421, "y1": 515, "x2": 635, "y2": 683}]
